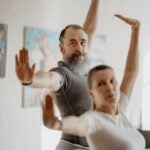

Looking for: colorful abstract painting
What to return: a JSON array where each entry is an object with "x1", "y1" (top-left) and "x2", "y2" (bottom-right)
[{"x1": 23, "y1": 26, "x2": 61, "y2": 107}]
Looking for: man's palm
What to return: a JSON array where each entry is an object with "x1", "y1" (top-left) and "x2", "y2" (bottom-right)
[{"x1": 15, "y1": 48, "x2": 35, "y2": 83}]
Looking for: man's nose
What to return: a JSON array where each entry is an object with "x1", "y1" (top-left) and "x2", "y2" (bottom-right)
[{"x1": 75, "y1": 43, "x2": 82, "y2": 51}]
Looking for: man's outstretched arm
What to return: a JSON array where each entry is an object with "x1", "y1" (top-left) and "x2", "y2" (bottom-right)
[
  {"x1": 15, "y1": 48, "x2": 62, "y2": 91},
  {"x1": 83, "y1": 0, "x2": 100, "y2": 47}
]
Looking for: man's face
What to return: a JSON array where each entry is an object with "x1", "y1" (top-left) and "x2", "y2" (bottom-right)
[
  {"x1": 89, "y1": 69, "x2": 120, "y2": 109},
  {"x1": 59, "y1": 27, "x2": 88, "y2": 65}
]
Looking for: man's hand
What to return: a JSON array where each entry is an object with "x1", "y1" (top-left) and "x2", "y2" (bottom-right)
[
  {"x1": 41, "y1": 95, "x2": 60, "y2": 129},
  {"x1": 115, "y1": 14, "x2": 140, "y2": 29},
  {"x1": 15, "y1": 48, "x2": 35, "y2": 84}
]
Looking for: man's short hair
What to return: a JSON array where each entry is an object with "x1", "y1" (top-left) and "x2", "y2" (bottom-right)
[
  {"x1": 87, "y1": 65, "x2": 113, "y2": 89},
  {"x1": 59, "y1": 24, "x2": 86, "y2": 43}
]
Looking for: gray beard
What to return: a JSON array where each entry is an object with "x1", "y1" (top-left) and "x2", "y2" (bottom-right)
[{"x1": 66, "y1": 56, "x2": 90, "y2": 77}]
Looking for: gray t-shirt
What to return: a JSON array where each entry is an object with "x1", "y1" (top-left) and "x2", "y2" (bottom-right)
[{"x1": 51, "y1": 61, "x2": 92, "y2": 147}]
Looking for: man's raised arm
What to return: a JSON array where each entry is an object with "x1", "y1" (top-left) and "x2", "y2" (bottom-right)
[{"x1": 83, "y1": 0, "x2": 100, "y2": 47}]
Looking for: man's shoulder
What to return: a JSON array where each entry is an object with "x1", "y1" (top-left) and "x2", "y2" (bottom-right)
[{"x1": 49, "y1": 61, "x2": 70, "y2": 71}]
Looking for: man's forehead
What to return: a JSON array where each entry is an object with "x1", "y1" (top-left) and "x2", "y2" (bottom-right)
[
  {"x1": 64, "y1": 29, "x2": 88, "y2": 40},
  {"x1": 65, "y1": 27, "x2": 87, "y2": 35}
]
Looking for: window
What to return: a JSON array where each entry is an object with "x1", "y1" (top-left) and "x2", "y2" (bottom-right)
[{"x1": 142, "y1": 53, "x2": 150, "y2": 130}]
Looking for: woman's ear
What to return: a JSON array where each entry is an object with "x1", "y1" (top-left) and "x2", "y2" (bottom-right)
[
  {"x1": 88, "y1": 89, "x2": 95, "y2": 100},
  {"x1": 88, "y1": 89, "x2": 96, "y2": 110}
]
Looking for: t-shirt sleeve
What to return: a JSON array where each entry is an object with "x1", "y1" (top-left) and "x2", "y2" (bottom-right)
[{"x1": 50, "y1": 67, "x2": 71, "y2": 93}]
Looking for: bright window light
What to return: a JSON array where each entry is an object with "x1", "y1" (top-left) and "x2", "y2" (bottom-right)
[{"x1": 142, "y1": 53, "x2": 150, "y2": 130}]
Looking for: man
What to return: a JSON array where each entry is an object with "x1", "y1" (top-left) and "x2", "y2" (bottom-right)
[{"x1": 16, "y1": 0, "x2": 100, "y2": 149}]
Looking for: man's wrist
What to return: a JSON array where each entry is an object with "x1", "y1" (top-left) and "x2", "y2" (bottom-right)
[{"x1": 22, "y1": 81, "x2": 32, "y2": 86}]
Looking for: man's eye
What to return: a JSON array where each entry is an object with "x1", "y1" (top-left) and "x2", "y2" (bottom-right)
[
  {"x1": 98, "y1": 82, "x2": 105, "y2": 86},
  {"x1": 81, "y1": 41, "x2": 86, "y2": 46},
  {"x1": 70, "y1": 41, "x2": 76, "y2": 45}
]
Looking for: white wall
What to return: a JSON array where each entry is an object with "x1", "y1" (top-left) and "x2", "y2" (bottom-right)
[{"x1": 0, "y1": 0, "x2": 150, "y2": 150}]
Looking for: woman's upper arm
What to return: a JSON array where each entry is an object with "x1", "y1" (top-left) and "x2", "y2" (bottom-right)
[{"x1": 120, "y1": 70, "x2": 137, "y2": 99}]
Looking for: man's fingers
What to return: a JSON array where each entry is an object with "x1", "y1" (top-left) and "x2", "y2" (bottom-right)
[
  {"x1": 24, "y1": 48, "x2": 29, "y2": 65},
  {"x1": 22, "y1": 48, "x2": 26, "y2": 64},
  {"x1": 19, "y1": 48, "x2": 25, "y2": 64},
  {"x1": 18, "y1": 47, "x2": 33, "y2": 68},
  {"x1": 19, "y1": 49, "x2": 22, "y2": 63},
  {"x1": 15, "y1": 55, "x2": 19, "y2": 66},
  {"x1": 45, "y1": 95, "x2": 53, "y2": 110},
  {"x1": 40, "y1": 95, "x2": 54, "y2": 112},
  {"x1": 31, "y1": 64, "x2": 36, "y2": 74}
]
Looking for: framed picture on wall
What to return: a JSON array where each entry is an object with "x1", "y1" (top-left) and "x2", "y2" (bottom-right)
[
  {"x1": 0, "y1": 23, "x2": 8, "y2": 77},
  {"x1": 22, "y1": 26, "x2": 61, "y2": 107}
]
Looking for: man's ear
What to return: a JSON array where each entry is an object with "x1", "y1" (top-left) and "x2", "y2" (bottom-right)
[{"x1": 59, "y1": 43, "x2": 65, "y2": 54}]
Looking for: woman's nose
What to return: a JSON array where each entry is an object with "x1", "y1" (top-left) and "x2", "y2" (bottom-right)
[{"x1": 106, "y1": 83, "x2": 113, "y2": 92}]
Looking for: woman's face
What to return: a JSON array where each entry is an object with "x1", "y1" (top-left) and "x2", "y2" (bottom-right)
[{"x1": 89, "y1": 69, "x2": 120, "y2": 109}]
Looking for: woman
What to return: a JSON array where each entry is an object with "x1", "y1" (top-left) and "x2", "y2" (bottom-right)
[{"x1": 41, "y1": 14, "x2": 145, "y2": 150}]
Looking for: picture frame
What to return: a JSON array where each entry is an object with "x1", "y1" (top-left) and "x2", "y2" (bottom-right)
[
  {"x1": 22, "y1": 26, "x2": 60, "y2": 107},
  {"x1": 0, "y1": 23, "x2": 8, "y2": 77}
]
